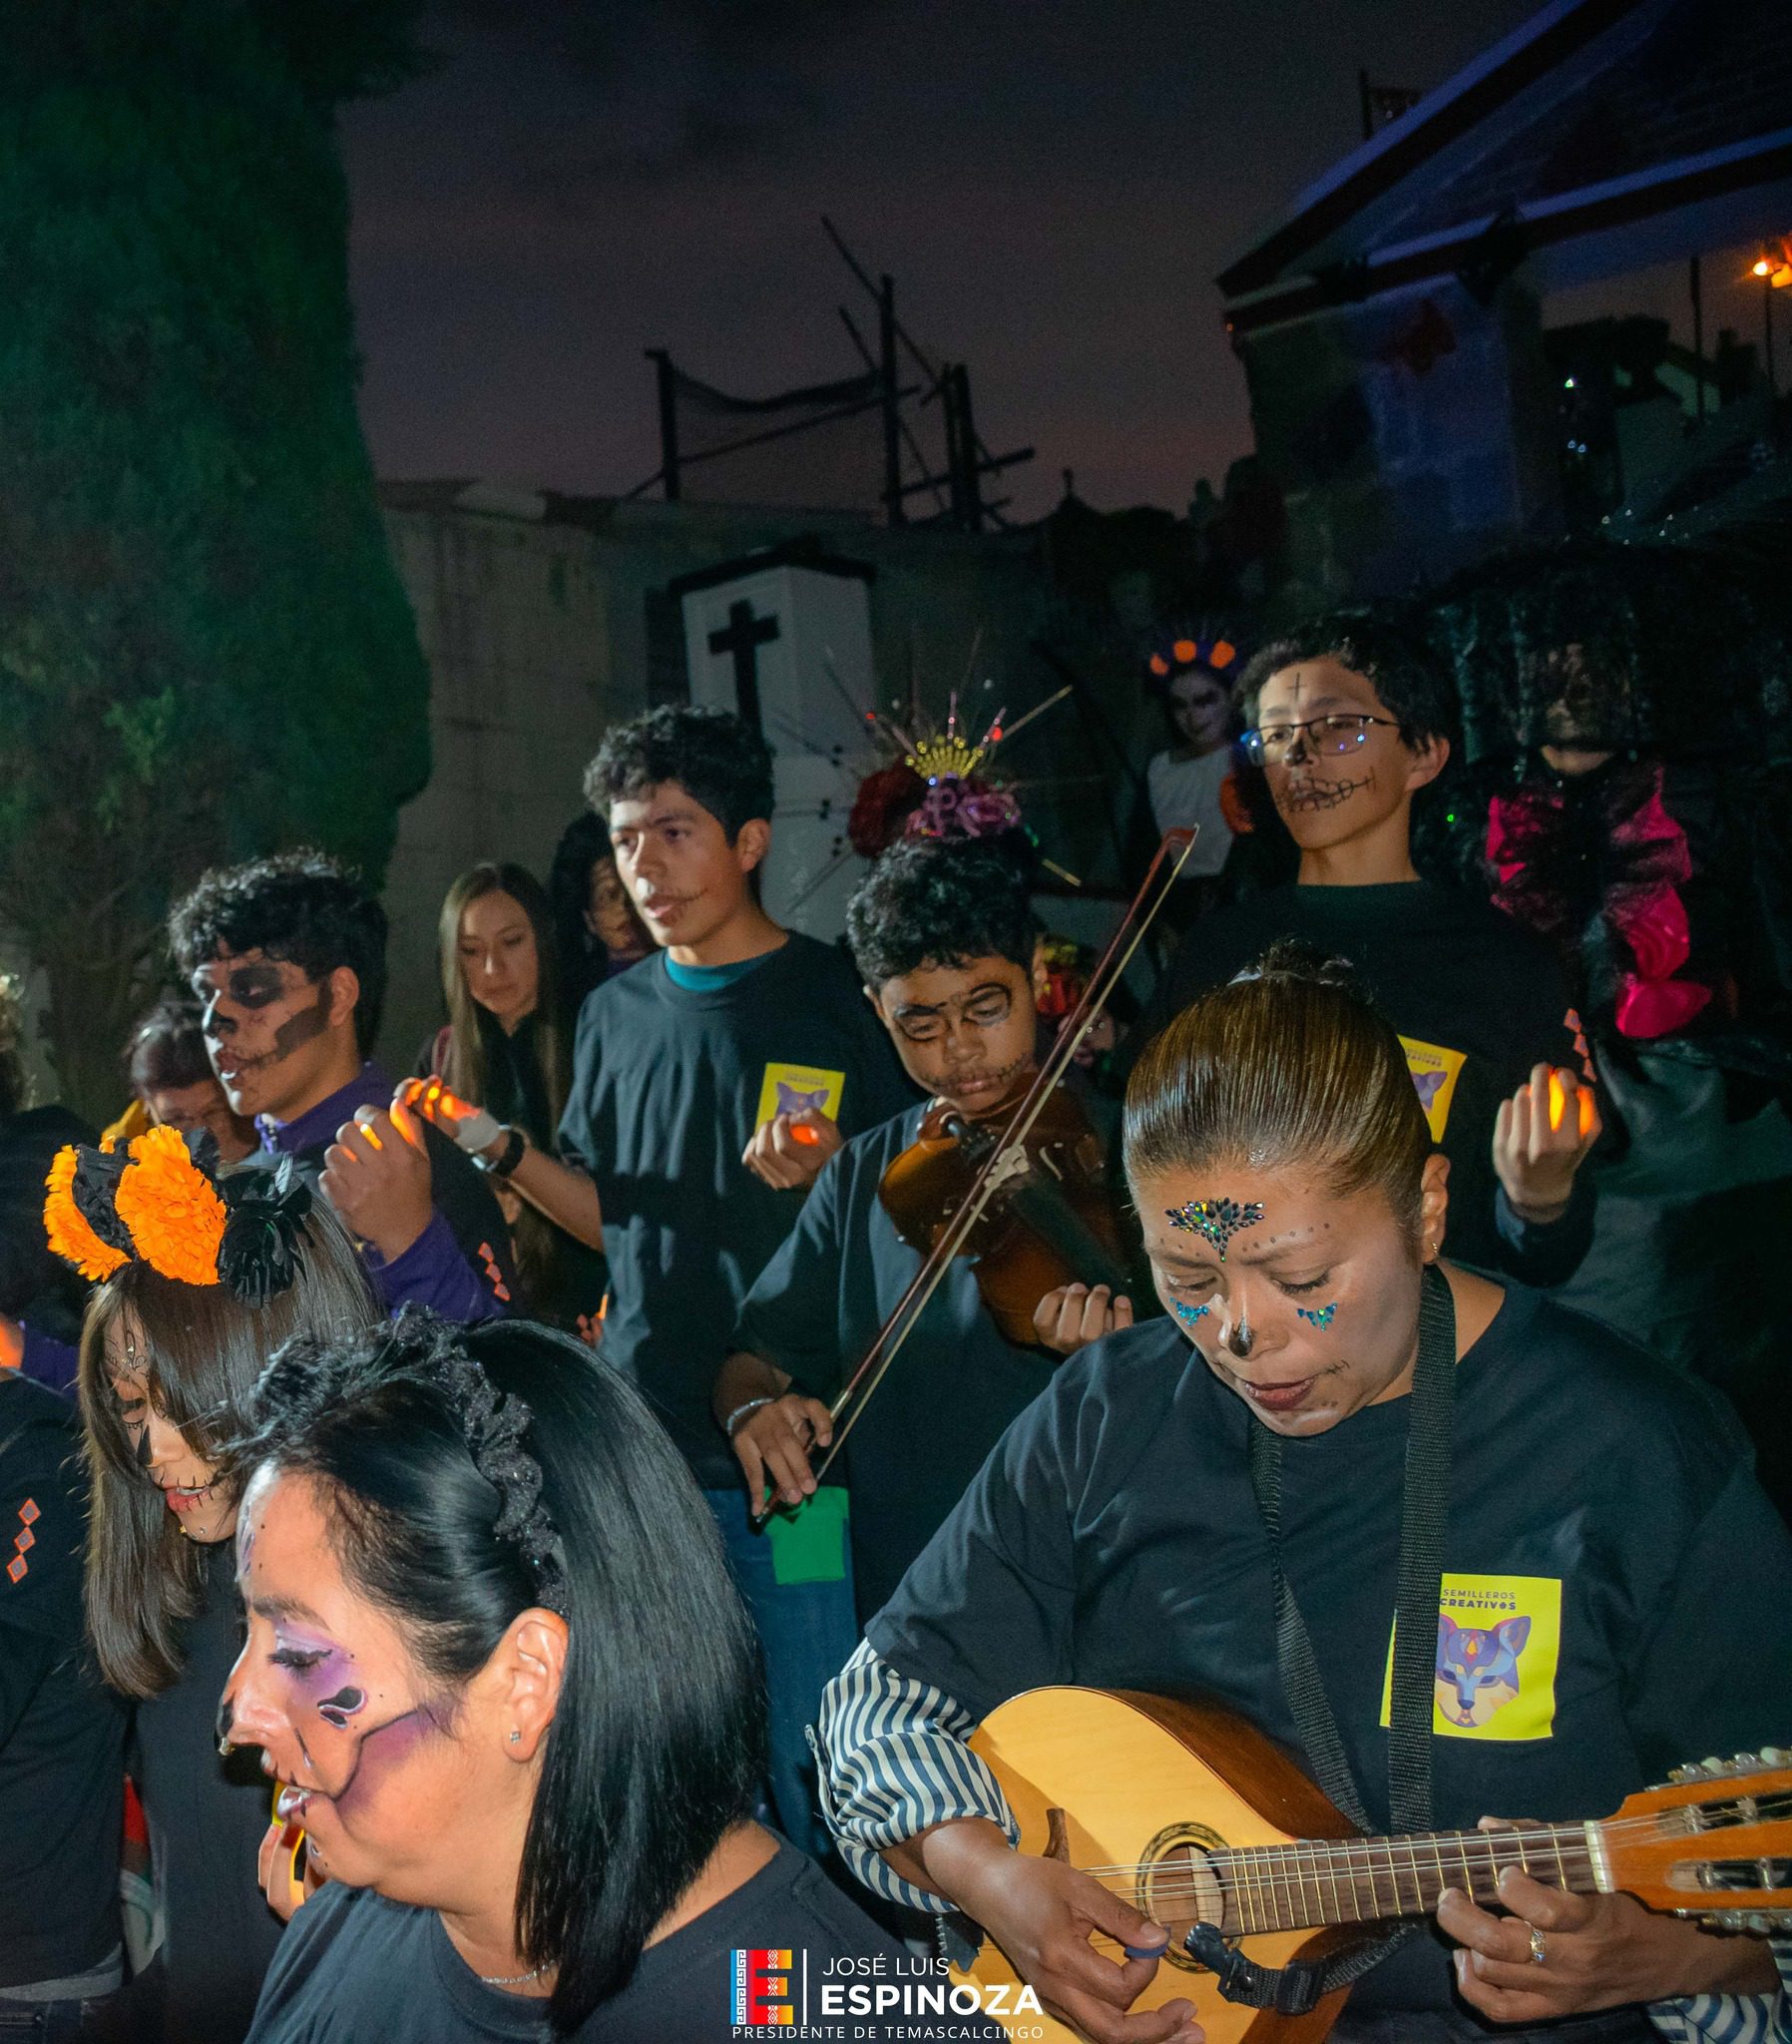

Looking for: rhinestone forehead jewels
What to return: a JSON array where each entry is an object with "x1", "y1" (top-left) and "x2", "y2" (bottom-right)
[{"x1": 1165, "y1": 1198, "x2": 1264, "y2": 1260}]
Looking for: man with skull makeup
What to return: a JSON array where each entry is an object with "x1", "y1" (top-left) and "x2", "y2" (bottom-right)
[
  {"x1": 169, "y1": 851, "x2": 516, "y2": 1322},
  {"x1": 1131, "y1": 608, "x2": 1600, "y2": 1289}
]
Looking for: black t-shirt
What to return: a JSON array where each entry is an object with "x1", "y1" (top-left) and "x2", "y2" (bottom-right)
[
  {"x1": 559, "y1": 937, "x2": 914, "y2": 1485},
  {"x1": 247, "y1": 1835, "x2": 1001, "y2": 2043},
  {"x1": 130, "y1": 1542, "x2": 287, "y2": 2043},
  {"x1": 869, "y1": 1289, "x2": 1792, "y2": 2016},
  {"x1": 0, "y1": 1374, "x2": 125, "y2": 1990},
  {"x1": 733, "y1": 1103, "x2": 1063, "y2": 1619},
  {"x1": 1136, "y1": 882, "x2": 1591, "y2": 1282}
]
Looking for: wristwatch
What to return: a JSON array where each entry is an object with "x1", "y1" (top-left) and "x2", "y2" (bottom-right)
[{"x1": 476, "y1": 1126, "x2": 528, "y2": 1180}]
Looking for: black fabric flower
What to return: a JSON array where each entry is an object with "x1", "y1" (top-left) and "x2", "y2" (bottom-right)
[{"x1": 218, "y1": 1160, "x2": 312, "y2": 1306}]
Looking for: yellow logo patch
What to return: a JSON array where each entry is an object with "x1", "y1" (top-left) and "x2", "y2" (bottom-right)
[
  {"x1": 753, "y1": 1062, "x2": 845, "y2": 1131},
  {"x1": 1381, "y1": 1573, "x2": 1562, "y2": 1742},
  {"x1": 1398, "y1": 1034, "x2": 1468, "y2": 1141}
]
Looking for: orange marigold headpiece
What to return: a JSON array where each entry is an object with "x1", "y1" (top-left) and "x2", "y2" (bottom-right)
[
  {"x1": 113, "y1": 1125, "x2": 227, "y2": 1286},
  {"x1": 44, "y1": 1129, "x2": 311, "y2": 1302},
  {"x1": 44, "y1": 1146, "x2": 131, "y2": 1283}
]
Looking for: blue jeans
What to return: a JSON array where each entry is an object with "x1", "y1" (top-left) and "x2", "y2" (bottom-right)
[
  {"x1": 704, "y1": 1485, "x2": 860, "y2": 1860},
  {"x1": 0, "y1": 1995, "x2": 123, "y2": 2041}
]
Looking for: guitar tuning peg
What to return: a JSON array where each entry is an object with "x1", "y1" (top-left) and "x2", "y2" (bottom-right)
[
  {"x1": 1761, "y1": 1747, "x2": 1788, "y2": 1766},
  {"x1": 1667, "y1": 1767, "x2": 1690, "y2": 1785},
  {"x1": 1701, "y1": 1756, "x2": 1723, "y2": 1774},
  {"x1": 1731, "y1": 1753, "x2": 1757, "y2": 1771}
]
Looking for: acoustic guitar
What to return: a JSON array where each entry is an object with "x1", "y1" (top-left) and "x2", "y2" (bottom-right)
[{"x1": 960, "y1": 1688, "x2": 1792, "y2": 2043}]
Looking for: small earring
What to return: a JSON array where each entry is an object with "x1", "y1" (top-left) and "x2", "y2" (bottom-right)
[
  {"x1": 217, "y1": 1737, "x2": 234, "y2": 1758},
  {"x1": 507, "y1": 1730, "x2": 522, "y2": 1745}
]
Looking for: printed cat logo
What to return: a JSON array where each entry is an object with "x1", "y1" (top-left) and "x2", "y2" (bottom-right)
[
  {"x1": 775, "y1": 1081, "x2": 831, "y2": 1118},
  {"x1": 753, "y1": 1063, "x2": 845, "y2": 1133},
  {"x1": 1397, "y1": 1034, "x2": 1467, "y2": 1141},
  {"x1": 1436, "y1": 1612, "x2": 1531, "y2": 1729},
  {"x1": 1381, "y1": 1572, "x2": 1562, "y2": 1741}
]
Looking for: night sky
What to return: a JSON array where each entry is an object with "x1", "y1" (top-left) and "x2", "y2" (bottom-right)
[{"x1": 339, "y1": 0, "x2": 1757, "y2": 521}]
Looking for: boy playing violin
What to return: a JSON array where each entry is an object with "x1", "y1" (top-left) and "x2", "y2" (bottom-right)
[{"x1": 716, "y1": 826, "x2": 1135, "y2": 1625}]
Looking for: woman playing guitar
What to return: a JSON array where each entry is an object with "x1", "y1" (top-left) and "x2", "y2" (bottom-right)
[{"x1": 816, "y1": 943, "x2": 1792, "y2": 2044}]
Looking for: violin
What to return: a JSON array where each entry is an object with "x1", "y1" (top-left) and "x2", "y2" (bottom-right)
[
  {"x1": 877, "y1": 1079, "x2": 1132, "y2": 1347},
  {"x1": 813, "y1": 828, "x2": 1196, "y2": 1477}
]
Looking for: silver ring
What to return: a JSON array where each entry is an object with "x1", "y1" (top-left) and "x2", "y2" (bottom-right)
[{"x1": 1528, "y1": 1927, "x2": 1547, "y2": 1967}]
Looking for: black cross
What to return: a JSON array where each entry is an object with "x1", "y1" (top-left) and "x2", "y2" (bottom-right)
[{"x1": 707, "y1": 599, "x2": 780, "y2": 733}]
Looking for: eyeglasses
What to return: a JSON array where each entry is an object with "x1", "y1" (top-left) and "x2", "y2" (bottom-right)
[{"x1": 1239, "y1": 714, "x2": 1402, "y2": 766}]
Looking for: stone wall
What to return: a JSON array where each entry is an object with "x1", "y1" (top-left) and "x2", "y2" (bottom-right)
[{"x1": 374, "y1": 488, "x2": 1057, "y2": 1065}]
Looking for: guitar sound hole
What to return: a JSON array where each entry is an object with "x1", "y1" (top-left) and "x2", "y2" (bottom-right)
[{"x1": 1136, "y1": 1822, "x2": 1227, "y2": 1974}]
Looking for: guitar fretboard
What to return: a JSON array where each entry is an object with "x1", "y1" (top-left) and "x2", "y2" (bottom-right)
[{"x1": 1209, "y1": 1823, "x2": 1602, "y2": 1936}]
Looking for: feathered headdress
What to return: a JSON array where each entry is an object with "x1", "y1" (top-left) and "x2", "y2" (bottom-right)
[{"x1": 45, "y1": 1126, "x2": 311, "y2": 1303}]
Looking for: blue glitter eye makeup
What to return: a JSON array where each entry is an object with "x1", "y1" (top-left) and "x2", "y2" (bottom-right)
[
  {"x1": 1172, "y1": 1299, "x2": 1211, "y2": 1328},
  {"x1": 1296, "y1": 1302, "x2": 1338, "y2": 1328}
]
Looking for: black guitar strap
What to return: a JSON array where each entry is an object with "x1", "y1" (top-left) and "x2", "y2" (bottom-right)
[{"x1": 1187, "y1": 1263, "x2": 1457, "y2": 2012}]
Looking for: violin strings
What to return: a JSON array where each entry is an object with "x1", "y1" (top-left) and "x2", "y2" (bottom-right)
[{"x1": 818, "y1": 829, "x2": 1196, "y2": 1468}]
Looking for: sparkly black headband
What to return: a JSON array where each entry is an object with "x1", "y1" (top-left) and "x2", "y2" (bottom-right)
[{"x1": 430, "y1": 1342, "x2": 570, "y2": 1620}]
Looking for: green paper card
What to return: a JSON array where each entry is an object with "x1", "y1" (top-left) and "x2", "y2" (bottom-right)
[{"x1": 764, "y1": 1486, "x2": 851, "y2": 1585}]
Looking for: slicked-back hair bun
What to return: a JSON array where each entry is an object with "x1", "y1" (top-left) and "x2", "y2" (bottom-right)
[{"x1": 1123, "y1": 939, "x2": 1431, "y2": 1244}]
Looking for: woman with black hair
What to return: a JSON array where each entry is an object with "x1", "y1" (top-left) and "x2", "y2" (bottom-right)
[
  {"x1": 819, "y1": 946, "x2": 1792, "y2": 2044},
  {"x1": 547, "y1": 810, "x2": 653, "y2": 1015},
  {"x1": 224, "y1": 1311, "x2": 953, "y2": 2043},
  {"x1": 55, "y1": 1130, "x2": 376, "y2": 2044},
  {"x1": 122, "y1": 998, "x2": 257, "y2": 1164}
]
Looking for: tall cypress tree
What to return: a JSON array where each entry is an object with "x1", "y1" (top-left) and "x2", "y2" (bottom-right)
[{"x1": 0, "y1": 1, "x2": 430, "y2": 1115}]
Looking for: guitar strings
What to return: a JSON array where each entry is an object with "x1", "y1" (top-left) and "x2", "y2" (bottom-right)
[{"x1": 1069, "y1": 1804, "x2": 1764, "y2": 1882}]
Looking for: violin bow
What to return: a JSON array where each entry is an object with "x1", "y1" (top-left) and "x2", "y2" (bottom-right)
[{"x1": 812, "y1": 827, "x2": 1196, "y2": 1479}]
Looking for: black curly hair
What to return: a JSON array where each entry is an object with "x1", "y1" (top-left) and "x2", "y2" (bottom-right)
[
  {"x1": 846, "y1": 831, "x2": 1041, "y2": 989},
  {"x1": 582, "y1": 706, "x2": 774, "y2": 842},
  {"x1": 1236, "y1": 605, "x2": 1459, "y2": 752},
  {"x1": 168, "y1": 849, "x2": 387, "y2": 1054}
]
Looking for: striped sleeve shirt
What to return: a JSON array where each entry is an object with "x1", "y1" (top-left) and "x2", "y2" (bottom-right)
[{"x1": 814, "y1": 1642, "x2": 1790, "y2": 2039}]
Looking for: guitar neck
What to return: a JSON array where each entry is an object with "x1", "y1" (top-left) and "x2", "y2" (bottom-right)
[{"x1": 1210, "y1": 1822, "x2": 1605, "y2": 1938}]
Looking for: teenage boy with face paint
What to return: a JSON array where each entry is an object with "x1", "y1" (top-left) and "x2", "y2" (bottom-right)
[
  {"x1": 405, "y1": 705, "x2": 914, "y2": 1855},
  {"x1": 169, "y1": 851, "x2": 515, "y2": 1321},
  {"x1": 1132, "y1": 608, "x2": 1601, "y2": 1285},
  {"x1": 718, "y1": 829, "x2": 1133, "y2": 1627}
]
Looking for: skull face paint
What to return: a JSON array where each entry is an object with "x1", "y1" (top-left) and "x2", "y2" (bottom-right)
[
  {"x1": 223, "y1": 1468, "x2": 472, "y2": 1894},
  {"x1": 190, "y1": 950, "x2": 338, "y2": 1120}
]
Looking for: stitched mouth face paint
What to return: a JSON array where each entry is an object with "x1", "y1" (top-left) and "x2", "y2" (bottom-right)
[
  {"x1": 1276, "y1": 773, "x2": 1374, "y2": 813},
  {"x1": 1296, "y1": 1302, "x2": 1338, "y2": 1328},
  {"x1": 1166, "y1": 1198, "x2": 1264, "y2": 1259},
  {"x1": 1172, "y1": 1299, "x2": 1211, "y2": 1328}
]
